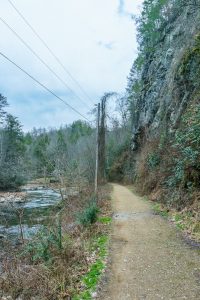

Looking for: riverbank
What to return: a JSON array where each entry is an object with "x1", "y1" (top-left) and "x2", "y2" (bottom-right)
[
  {"x1": 0, "y1": 180, "x2": 55, "y2": 204},
  {"x1": 0, "y1": 191, "x2": 27, "y2": 204},
  {"x1": 0, "y1": 184, "x2": 112, "y2": 299}
]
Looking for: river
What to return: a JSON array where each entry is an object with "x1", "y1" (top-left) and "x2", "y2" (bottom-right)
[{"x1": 0, "y1": 187, "x2": 61, "y2": 245}]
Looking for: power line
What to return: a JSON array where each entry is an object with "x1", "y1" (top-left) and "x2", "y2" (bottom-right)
[
  {"x1": 0, "y1": 16, "x2": 91, "y2": 110},
  {"x1": 7, "y1": 0, "x2": 95, "y2": 106},
  {"x1": 0, "y1": 51, "x2": 91, "y2": 122}
]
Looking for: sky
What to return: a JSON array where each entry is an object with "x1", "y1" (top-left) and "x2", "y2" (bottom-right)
[{"x1": 0, "y1": 0, "x2": 143, "y2": 131}]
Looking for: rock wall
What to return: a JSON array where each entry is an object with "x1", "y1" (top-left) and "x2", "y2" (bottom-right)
[{"x1": 131, "y1": 2, "x2": 200, "y2": 149}]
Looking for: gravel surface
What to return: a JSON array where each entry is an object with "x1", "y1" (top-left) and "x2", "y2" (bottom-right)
[{"x1": 98, "y1": 184, "x2": 200, "y2": 300}]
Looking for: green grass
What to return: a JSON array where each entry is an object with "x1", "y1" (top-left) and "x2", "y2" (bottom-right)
[
  {"x1": 152, "y1": 203, "x2": 168, "y2": 218},
  {"x1": 98, "y1": 216, "x2": 112, "y2": 224},
  {"x1": 176, "y1": 222, "x2": 186, "y2": 230},
  {"x1": 72, "y1": 235, "x2": 108, "y2": 300},
  {"x1": 172, "y1": 213, "x2": 186, "y2": 230},
  {"x1": 83, "y1": 259, "x2": 105, "y2": 289}
]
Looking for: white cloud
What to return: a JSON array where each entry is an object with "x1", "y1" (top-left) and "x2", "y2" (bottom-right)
[
  {"x1": 0, "y1": 0, "x2": 142, "y2": 130},
  {"x1": 118, "y1": 0, "x2": 142, "y2": 17}
]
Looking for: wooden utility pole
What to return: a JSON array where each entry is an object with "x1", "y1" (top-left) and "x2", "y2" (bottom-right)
[
  {"x1": 98, "y1": 97, "x2": 106, "y2": 183},
  {"x1": 95, "y1": 92, "x2": 114, "y2": 189},
  {"x1": 95, "y1": 103, "x2": 100, "y2": 195}
]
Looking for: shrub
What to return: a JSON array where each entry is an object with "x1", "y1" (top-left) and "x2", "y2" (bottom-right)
[
  {"x1": 22, "y1": 220, "x2": 63, "y2": 263},
  {"x1": 147, "y1": 152, "x2": 160, "y2": 170},
  {"x1": 77, "y1": 199, "x2": 99, "y2": 227},
  {"x1": 166, "y1": 103, "x2": 200, "y2": 188},
  {"x1": 0, "y1": 169, "x2": 25, "y2": 190}
]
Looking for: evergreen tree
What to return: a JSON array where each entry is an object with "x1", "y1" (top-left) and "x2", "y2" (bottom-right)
[
  {"x1": 0, "y1": 94, "x2": 8, "y2": 123},
  {"x1": 0, "y1": 114, "x2": 25, "y2": 190}
]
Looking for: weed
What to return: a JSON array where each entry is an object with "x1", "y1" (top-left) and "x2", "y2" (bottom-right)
[
  {"x1": 73, "y1": 235, "x2": 108, "y2": 300},
  {"x1": 176, "y1": 222, "x2": 186, "y2": 230},
  {"x1": 174, "y1": 214, "x2": 182, "y2": 222},
  {"x1": 83, "y1": 259, "x2": 105, "y2": 289},
  {"x1": 73, "y1": 290, "x2": 92, "y2": 300},
  {"x1": 153, "y1": 203, "x2": 168, "y2": 218},
  {"x1": 147, "y1": 152, "x2": 160, "y2": 170},
  {"x1": 77, "y1": 200, "x2": 99, "y2": 227},
  {"x1": 21, "y1": 222, "x2": 64, "y2": 263},
  {"x1": 98, "y1": 216, "x2": 112, "y2": 224},
  {"x1": 94, "y1": 235, "x2": 108, "y2": 258}
]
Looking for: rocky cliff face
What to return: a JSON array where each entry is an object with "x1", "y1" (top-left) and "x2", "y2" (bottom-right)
[{"x1": 131, "y1": 2, "x2": 200, "y2": 149}]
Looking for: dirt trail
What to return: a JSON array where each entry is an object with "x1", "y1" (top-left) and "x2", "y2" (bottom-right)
[{"x1": 98, "y1": 184, "x2": 200, "y2": 300}]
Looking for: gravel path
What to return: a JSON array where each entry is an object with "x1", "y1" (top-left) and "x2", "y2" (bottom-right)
[{"x1": 98, "y1": 184, "x2": 200, "y2": 300}]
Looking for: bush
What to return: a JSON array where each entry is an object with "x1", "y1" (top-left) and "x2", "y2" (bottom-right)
[
  {"x1": 166, "y1": 103, "x2": 200, "y2": 188},
  {"x1": 77, "y1": 199, "x2": 99, "y2": 227},
  {"x1": 0, "y1": 170, "x2": 25, "y2": 190},
  {"x1": 22, "y1": 220, "x2": 63, "y2": 263},
  {"x1": 147, "y1": 152, "x2": 160, "y2": 170}
]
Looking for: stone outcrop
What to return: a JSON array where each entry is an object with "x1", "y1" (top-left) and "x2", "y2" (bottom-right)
[{"x1": 131, "y1": 2, "x2": 200, "y2": 149}]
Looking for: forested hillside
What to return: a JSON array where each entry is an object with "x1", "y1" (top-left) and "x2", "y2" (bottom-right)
[
  {"x1": 0, "y1": 94, "x2": 96, "y2": 189},
  {"x1": 0, "y1": 93, "x2": 128, "y2": 192}
]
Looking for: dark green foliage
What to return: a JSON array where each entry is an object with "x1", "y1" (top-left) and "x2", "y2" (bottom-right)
[
  {"x1": 23, "y1": 222, "x2": 63, "y2": 263},
  {"x1": 32, "y1": 132, "x2": 53, "y2": 175},
  {"x1": 70, "y1": 120, "x2": 92, "y2": 144},
  {"x1": 167, "y1": 103, "x2": 200, "y2": 188},
  {"x1": 24, "y1": 132, "x2": 33, "y2": 145},
  {"x1": 77, "y1": 198, "x2": 99, "y2": 227},
  {"x1": 136, "y1": 0, "x2": 172, "y2": 54},
  {"x1": 147, "y1": 152, "x2": 160, "y2": 170},
  {"x1": 0, "y1": 94, "x2": 8, "y2": 122},
  {"x1": 23, "y1": 121, "x2": 95, "y2": 181},
  {"x1": 0, "y1": 171, "x2": 25, "y2": 190},
  {"x1": 107, "y1": 136, "x2": 131, "y2": 182},
  {"x1": 56, "y1": 129, "x2": 68, "y2": 155},
  {"x1": 4, "y1": 114, "x2": 25, "y2": 159},
  {"x1": 107, "y1": 135, "x2": 130, "y2": 170},
  {"x1": 177, "y1": 33, "x2": 200, "y2": 98},
  {"x1": 0, "y1": 114, "x2": 26, "y2": 190}
]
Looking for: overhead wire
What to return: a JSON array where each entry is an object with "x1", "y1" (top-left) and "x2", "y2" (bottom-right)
[
  {"x1": 0, "y1": 16, "x2": 92, "y2": 110},
  {"x1": 7, "y1": 0, "x2": 96, "y2": 106},
  {"x1": 0, "y1": 51, "x2": 91, "y2": 122}
]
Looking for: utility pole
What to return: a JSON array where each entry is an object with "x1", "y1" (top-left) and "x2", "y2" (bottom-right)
[
  {"x1": 99, "y1": 97, "x2": 106, "y2": 183},
  {"x1": 95, "y1": 103, "x2": 100, "y2": 195},
  {"x1": 95, "y1": 92, "x2": 114, "y2": 190}
]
